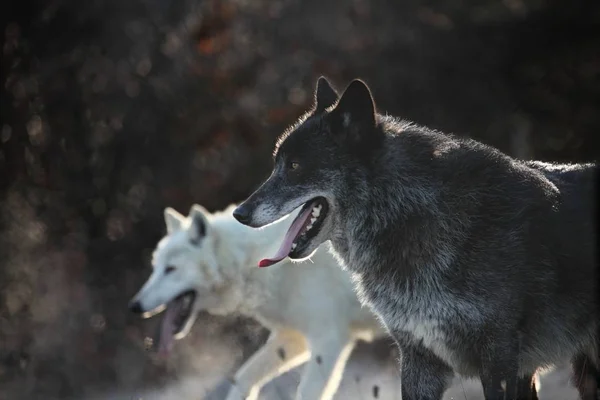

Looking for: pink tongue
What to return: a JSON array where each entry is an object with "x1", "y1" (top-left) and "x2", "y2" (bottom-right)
[
  {"x1": 157, "y1": 300, "x2": 182, "y2": 358},
  {"x1": 259, "y1": 205, "x2": 314, "y2": 268}
]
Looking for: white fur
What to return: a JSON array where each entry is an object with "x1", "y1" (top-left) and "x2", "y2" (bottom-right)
[{"x1": 131, "y1": 204, "x2": 386, "y2": 400}]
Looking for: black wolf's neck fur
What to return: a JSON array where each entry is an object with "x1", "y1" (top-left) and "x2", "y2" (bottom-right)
[{"x1": 336, "y1": 118, "x2": 461, "y2": 274}]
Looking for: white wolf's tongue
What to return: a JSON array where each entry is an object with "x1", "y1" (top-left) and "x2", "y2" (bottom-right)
[
  {"x1": 259, "y1": 205, "x2": 313, "y2": 268},
  {"x1": 157, "y1": 300, "x2": 182, "y2": 358}
]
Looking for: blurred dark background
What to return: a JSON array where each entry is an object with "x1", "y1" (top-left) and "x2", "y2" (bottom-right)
[{"x1": 1, "y1": 0, "x2": 599, "y2": 399}]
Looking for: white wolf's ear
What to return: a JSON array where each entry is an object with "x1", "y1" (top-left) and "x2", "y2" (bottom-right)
[
  {"x1": 330, "y1": 79, "x2": 376, "y2": 137},
  {"x1": 187, "y1": 204, "x2": 210, "y2": 245},
  {"x1": 164, "y1": 207, "x2": 185, "y2": 233},
  {"x1": 314, "y1": 76, "x2": 339, "y2": 113}
]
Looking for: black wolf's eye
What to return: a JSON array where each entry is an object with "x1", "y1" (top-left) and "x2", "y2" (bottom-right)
[
  {"x1": 165, "y1": 266, "x2": 176, "y2": 274},
  {"x1": 290, "y1": 162, "x2": 299, "y2": 170}
]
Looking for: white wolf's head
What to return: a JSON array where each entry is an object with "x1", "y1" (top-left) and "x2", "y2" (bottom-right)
[{"x1": 128, "y1": 204, "x2": 227, "y2": 357}]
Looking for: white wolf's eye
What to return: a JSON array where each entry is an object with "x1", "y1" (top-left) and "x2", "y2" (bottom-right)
[
  {"x1": 290, "y1": 162, "x2": 299, "y2": 170},
  {"x1": 165, "y1": 266, "x2": 176, "y2": 274}
]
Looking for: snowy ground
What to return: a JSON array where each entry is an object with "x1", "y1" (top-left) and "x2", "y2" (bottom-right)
[{"x1": 91, "y1": 337, "x2": 579, "y2": 400}]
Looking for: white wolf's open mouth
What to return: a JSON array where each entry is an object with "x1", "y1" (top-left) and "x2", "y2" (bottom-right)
[
  {"x1": 259, "y1": 197, "x2": 329, "y2": 267},
  {"x1": 153, "y1": 290, "x2": 196, "y2": 357}
]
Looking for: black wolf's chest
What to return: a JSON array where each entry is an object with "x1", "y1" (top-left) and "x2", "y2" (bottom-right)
[{"x1": 351, "y1": 270, "x2": 483, "y2": 376}]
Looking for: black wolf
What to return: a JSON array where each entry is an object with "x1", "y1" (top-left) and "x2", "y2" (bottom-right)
[{"x1": 233, "y1": 77, "x2": 598, "y2": 400}]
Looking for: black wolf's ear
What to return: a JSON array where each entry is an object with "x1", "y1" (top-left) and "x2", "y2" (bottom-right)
[
  {"x1": 188, "y1": 204, "x2": 210, "y2": 244},
  {"x1": 314, "y1": 76, "x2": 339, "y2": 113},
  {"x1": 164, "y1": 207, "x2": 185, "y2": 234},
  {"x1": 329, "y1": 80, "x2": 376, "y2": 142}
]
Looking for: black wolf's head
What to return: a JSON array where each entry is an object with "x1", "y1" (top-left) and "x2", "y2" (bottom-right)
[{"x1": 233, "y1": 77, "x2": 384, "y2": 266}]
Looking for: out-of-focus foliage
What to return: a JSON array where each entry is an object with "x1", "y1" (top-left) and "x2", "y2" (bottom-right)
[{"x1": 1, "y1": 0, "x2": 598, "y2": 398}]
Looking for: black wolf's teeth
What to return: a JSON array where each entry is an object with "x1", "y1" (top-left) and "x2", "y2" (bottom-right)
[
  {"x1": 292, "y1": 204, "x2": 324, "y2": 251},
  {"x1": 305, "y1": 204, "x2": 322, "y2": 232}
]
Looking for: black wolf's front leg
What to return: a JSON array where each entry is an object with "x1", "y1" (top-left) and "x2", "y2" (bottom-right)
[
  {"x1": 396, "y1": 337, "x2": 454, "y2": 400},
  {"x1": 479, "y1": 339, "x2": 521, "y2": 400},
  {"x1": 481, "y1": 373, "x2": 538, "y2": 400},
  {"x1": 516, "y1": 373, "x2": 539, "y2": 400}
]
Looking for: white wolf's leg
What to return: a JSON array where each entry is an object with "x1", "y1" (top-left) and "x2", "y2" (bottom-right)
[
  {"x1": 225, "y1": 329, "x2": 309, "y2": 400},
  {"x1": 295, "y1": 332, "x2": 355, "y2": 400}
]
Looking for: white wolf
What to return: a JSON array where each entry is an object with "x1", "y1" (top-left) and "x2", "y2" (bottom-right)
[{"x1": 128, "y1": 203, "x2": 386, "y2": 400}]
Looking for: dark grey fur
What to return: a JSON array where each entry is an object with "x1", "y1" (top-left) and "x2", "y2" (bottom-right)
[{"x1": 234, "y1": 77, "x2": 598, "y2": 400}]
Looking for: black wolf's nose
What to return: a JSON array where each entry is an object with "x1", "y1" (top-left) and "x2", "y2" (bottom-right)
[
  {"x1": 129, "y1": 300, "x2": 143, "y2": 314},
  {"x1": 233, "y1": 205, "x2": 251, "y2": 225}
]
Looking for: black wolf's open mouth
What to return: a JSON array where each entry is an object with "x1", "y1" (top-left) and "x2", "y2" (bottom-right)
[
  {"x1": 154, "y1": 290, "x2": 196, "y2": 356},
  {"x1": 259, "y1": 197, "x2": 329, "y2": 267}
]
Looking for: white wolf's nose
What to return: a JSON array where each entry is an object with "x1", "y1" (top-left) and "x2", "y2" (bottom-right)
[{"x1": 128, "y1": 300, "x2": 143, "y2": 314}]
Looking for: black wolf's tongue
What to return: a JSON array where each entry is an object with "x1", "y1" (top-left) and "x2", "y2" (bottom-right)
[
  {"x1": 258, "y1": 205, "x2": 314, "y2": 267},
  {"x1": 155, "y1": 300, "x2": 182, "y2": 358}
]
